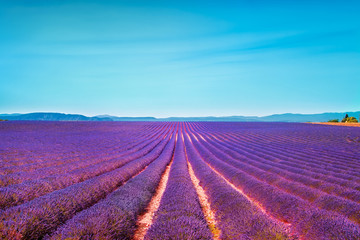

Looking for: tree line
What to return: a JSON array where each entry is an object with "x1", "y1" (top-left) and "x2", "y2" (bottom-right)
[{"x1": 328, "y1": 113, "x2": 358, "y2": 123}]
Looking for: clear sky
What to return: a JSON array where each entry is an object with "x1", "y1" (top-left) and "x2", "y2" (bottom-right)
[{"x1": 1, "y1": 0, "x2": 359, "y2": 117}]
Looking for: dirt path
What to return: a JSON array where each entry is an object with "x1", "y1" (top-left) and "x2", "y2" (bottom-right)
[{"x1": 309, "y1": 122, "x2": 360, "y2": 127}]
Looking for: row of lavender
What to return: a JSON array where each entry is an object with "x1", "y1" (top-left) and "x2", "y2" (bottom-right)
[
  {"x1": 0, "y1": 122, "x2": 151, "y2": 169},
  {"x1": 0, "y1": 121, "x2": 178, "y2": 238},
  {"x1": 49, "y1": 130, "x2": 177, "y2": 239},
  {"x1": 193, "y1": 123, "x2": 360, "y2": 203},
  {"x1": 144, "y1": 131, "x2": 212, "y2": 239},
  {"x1": 1, "y1": 121, "x2": 359, "y2": 239},
  {"x1": 0, "y1": 122, "x2": 166, "y2": 177},
  {"x1": 184, "y1": 122, "x2": 360, "y2": 239},
  {"x1": 0, "y1": 123, "x2": 172, "y2": 210},
  {"x1": 183, "y1": 128, "x2": 293, "y2": 239},
  {"x1": 191, "y1": 122, "x2": 360, "y2": 193}
]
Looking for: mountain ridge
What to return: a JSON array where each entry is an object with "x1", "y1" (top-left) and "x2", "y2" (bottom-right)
[{"x1": 1, "y1": 111, "x2": 359, "y2": 122}]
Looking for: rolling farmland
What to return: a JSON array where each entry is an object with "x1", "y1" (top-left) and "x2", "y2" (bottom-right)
[{"x1": 0, "y1": 121, "x2": 360, "y2": 239}]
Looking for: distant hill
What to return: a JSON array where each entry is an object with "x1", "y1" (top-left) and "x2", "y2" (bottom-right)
[
  {"x1": 95, "y1": 115, "x2": 157, "y2": 121},
  {"x1": 158, "y1": 116, "x2": 261, "y2": 122},
  {"x1": 158, "y1": 112, "x2": 360, "y2": 122},
  {"x1": 1, "y1": 111, "x2": 359, "y2": 122},
  {"x1": 0, "y1": 113, "x2": 112, "y2": 121},
  {"x1": 259, "y1": 112, "x2": 360, "y2": 122}
]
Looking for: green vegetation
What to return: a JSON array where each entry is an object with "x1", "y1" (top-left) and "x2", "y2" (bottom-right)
[
  {"x1": 0, "y1": 119, "x2": 8, "y2": 121},
  {"x1": 346, "y1": 117, "x2": 358, "y2": 123},
  {"x1": 341, "y1": 114, "x2": 358, "y2": 123},
  {"x1": 328, "y1": 119, "x2": 339, "y2": 123}
]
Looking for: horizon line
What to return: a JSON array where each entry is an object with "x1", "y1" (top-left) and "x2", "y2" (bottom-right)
[{"x1": 1, "y1": 110, "x2": 359, "y2": 119}]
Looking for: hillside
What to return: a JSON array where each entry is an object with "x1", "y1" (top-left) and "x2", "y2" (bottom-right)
[{"x1": 1, "y1": 111, "x2": 359, "y2": 122}]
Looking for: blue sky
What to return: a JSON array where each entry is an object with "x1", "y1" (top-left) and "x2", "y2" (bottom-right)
[{"x1": 1, "y1": 0, "x2": 359, "y2": 117}]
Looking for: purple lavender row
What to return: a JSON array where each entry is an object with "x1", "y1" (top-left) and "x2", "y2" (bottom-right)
[
  {"x1": 213, "y1": 131, "x2": 360, "y2": 178},
  {"x1": 199, "y1": 122, "x2": 359, "y2": 166},
  {"x1": 0, "y1": 122, "x2": 150, "y2": 169},
  {"x1": 0, "y1": 121, "x2": 166, "y2": 171},
  {"x1": 193, "y1": 122, "x2": 360, "y2": 190},
  {"x1": 199, "y1": 123, "x2": 359, "y2": 167},
  {"x1": 0, "y1": 130, "x2": 172, "y2": 239},
  {"x1": 0, "y1": 125, "x2": 171, "y2": 210},
  {"x1": 183, "y1": 129, "x2": 293, "y2": 239},
  {"x1": 0, "y1": 124, "x2": 164, "y2": 175},
  {"x1": 209, "y1": 131, "x2": 360, "y2": 189},
  {"x1": 202, "y1": 131, "x2": 360, "y2": 199},
  {"x1": 192, "y1": 123, "x2": 360, "y2": 218},
  {"x1": 202, "y1": 131, "x2": 360, "y2": 202},
  {"x1": 144, "y1": 131, "x2": 212, "y2": 240},
  {"x1": 1, "y1": 152, "x2": 77, "y2": 174},
  {"x1": 278, "y1": 124, "x2": 360, "y2": 159},
  {"x1": 198, "y1": 122, "x2": 360, "y2": 156},
  {"x1": 235, "y1": 129, "x2": 358, "y2": 163},
  {"x1": 186, "y1": 127, "x2": 360, "y2": 239},
  {"x1": 0, "y1": 122, "x2": 166, "y2": 175},
  {"x1": 195, "y1": 129, "x2": 360, "y2": 192},
  {"x1": 49, "y1": 129, "x2": 177, "y2": 239},
  {"x1": 192, "y1": 130, "x2": 360, "y2": 225},
  {"x1": 224, "y1": 129, "x2": 360, "y2": 174},
  {"x1": 234, "y1": 138, "x2": 360, "y2": 180},
  {"x1": 0, "y1": 123, "x2": 168, "y2": 187},
  {"x1": 221, "y1": 132, "x2": 360, "y2": 194}
]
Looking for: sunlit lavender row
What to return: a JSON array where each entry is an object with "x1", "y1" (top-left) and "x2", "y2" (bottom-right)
[{"x1": 0, "y1": 121, "x2": 360, "y2": 239}]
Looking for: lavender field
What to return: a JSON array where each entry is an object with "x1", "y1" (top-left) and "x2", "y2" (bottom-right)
[{"x1": 0, "y1": 121, "x2": 360, "y2": 239}]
